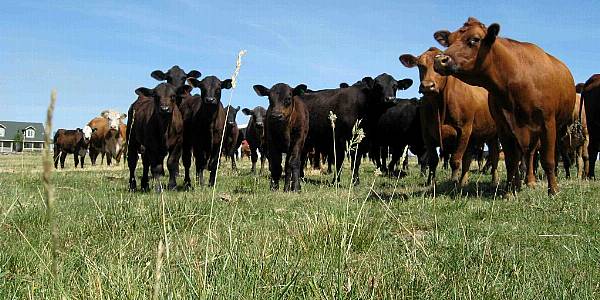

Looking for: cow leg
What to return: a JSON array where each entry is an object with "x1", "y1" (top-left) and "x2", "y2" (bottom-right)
[
  {"x1": 80, "y1": 155, "x2": 85, "y2": 169},
  {"x1": 402, "y1": 153, "x2": 409, "y2": 171},
  {"x1": 332, "y1": 141, "x2": 346, "y2": 184},
  {"x1": 459, "y1": 146, "x2": 474, "y2": 188},
  {"x1": 74, "y1": 154, "x2": 79, "y2": 168},
  {"x1": 283, "y1": 154, "x2": 292, "y2": 192},
  {"x1": 106, "y1": 153, "x2": 112, "y2": 167},
  {"x1": 167, "y1": 145, "x2": 181, "y2": 191},
  {"x1": 231, "y1": 152, "x2": 237, "y2": 171},
  {"x1": 387, "y1": 146, "x2": 402, "y2": 177},
  {"x1": 350, "y1": 143, "x2": 366, "y2": 185},
  {"x1": 581, "y1": 135, "x2": 590, "y2": 178},
  {"x1": 502, "y1": 136, "x2": 522, "y2": 194},
  {"x1": 451, "y1": 126, "x2": 471, "y2": 186},
  {"x1": 540, "y1": 121, "x2": 559, "y2": 195},
  {"x1": 426, "y1": 148, "x2": 439, "y2": 186},
  {"x1": 208, "y1": 146, "x2": 221, "y2": 187},
  {"x1": 128, "y1": 146, "x2": 139, "y2": 191},
  {"x1": 195, "y1": 148, "x2": 207, "y2": 186},
  {"x1": 588, "y1": 137, "x2": 597, "y2": 179},
  {"x1": 488, "y1": 139, "x2": 500, "y2": 186},
  {"x1": 54, "y1": 148, "x2": 60, "y2": 169},
  {"x1": 182, "y1": 143, "x2": 193, "y2": 189},
  {"x1": 269, "y1": 151, "x2": 282, "y2": 191},
  {"x1": 290, "y1": 150, "x2": 303, "y2": 192},
  {"x1": 60, "y1": 152, "x2": 67, "y2": 169},
  {"x1": 260, "y1": 152, "x2": 266, "y2": 175},
  {"x1": 141, "y1": 153, "x2": 151, "y2": 192},
  {"x1": 525, "y1": 145, "x2": 538, "y2": 187}
]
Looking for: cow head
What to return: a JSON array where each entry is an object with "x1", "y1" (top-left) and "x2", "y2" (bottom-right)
[
  {"x1": 433, "y1": 17, "x2": 500, "y2": 77},
  {"x1": 361, "y1": 74, "x2": 413, "y2": 104},
  {"x1": 253, "y1": 83, "x2": 307, "y2": 122},
  {"x1": 151, "y1": 65, "x2": 201, "y2": 88},
  {"x1": 135, "y1": 83, "x2": 179, "y2": 115},
  {"x1": 243, "y1": 106, "x2": 267, "y2": 130},
  {"x1": 400, "y1": 47, "x2": 447, "y2": 95},
  {"x1": 225, "y1": 105, "x2": 240, "y2": 127},
  {"x1": 101, "y1": 110, "x2": 127, "y2": 131},
  {"x1": 82, "y1": 125, "x2": 95, "y2": 143},
  {"x1": 576, "y1": 83, "x2": 585, "y2": 94},
  {"x1": 187, "y1": 76, "x2": 232, "y2": 105}
]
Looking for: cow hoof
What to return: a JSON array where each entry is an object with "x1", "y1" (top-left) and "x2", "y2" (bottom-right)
[
  {"x1": 270, "y1": 182, "x2": 279, "y2": 191},
  {"x1": 141, "y1": 183, "x2": 150, "y2": 192},
  {"x1": 167, "y1": 183, "x2": 177, "y2": 191},
  {"x1": 155, "y1": 185, "x2": 163, "y2": 193},
  {"x1": 526, "y1": 181, "x2": 536, "y2": 188},
  {"x1": 183, "y1": 181, "x2": 193, "y2": 191}
]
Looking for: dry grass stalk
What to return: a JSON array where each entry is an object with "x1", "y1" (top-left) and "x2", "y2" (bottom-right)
[
  {"x1": 204, "y1": 49, "x2": 247, "y2": 290},
  {"x1": 43, "y1": 90, "x2": 59, "y2": 277},
  {"x1": 152, "y1": 240, "x2": 165, "y2": 300}
]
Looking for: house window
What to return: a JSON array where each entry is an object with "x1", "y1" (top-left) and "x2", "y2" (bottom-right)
[
  {"x1": 25, "y1": 128, "x2": 35, "y2": 138},
  {"x1": 0, "y1": 126, "x2": 4, "y2": 137}
]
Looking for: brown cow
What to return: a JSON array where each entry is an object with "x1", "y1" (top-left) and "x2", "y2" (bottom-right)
[
  {"x1": 127, "y1": 83, "x2": 184, "y2": 192},
  {"x1": 116, "y1": 123, "x2": 127, "y2": 163},
  {"x1": 53, "y1": 128, "x2": 91, "y2": 169},
  {"x1": 87, "y1": 110, "x2": 127, "y2": 166},
  {"x1": 582, "y1": 74, "x2": 600, "y2": 178},
  {"x1": 222, "y1": 105, "x2": 241, "y2": 170},
  {"x1": 400, "y1": 47, "x2": 500, "y2": 188},
  {"x1": 254, "y1": 83, "x2": 309, "y2": 192},
  {"x1": 433, "y1": 17, "x2": 575, "y2": 195}
]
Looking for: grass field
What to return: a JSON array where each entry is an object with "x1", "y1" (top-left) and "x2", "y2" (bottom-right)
[{"x1": 1, "y1": 152, "x2": 599, "y2": 299}]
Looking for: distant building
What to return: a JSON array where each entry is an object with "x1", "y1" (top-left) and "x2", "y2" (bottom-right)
[{"x1": 0, "y1": 121, "x2": 46, "y2": 153}]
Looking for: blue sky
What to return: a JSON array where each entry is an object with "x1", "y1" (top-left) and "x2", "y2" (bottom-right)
[{"x1": 1, "y1": 0, "x2": 599, "y2": 130}]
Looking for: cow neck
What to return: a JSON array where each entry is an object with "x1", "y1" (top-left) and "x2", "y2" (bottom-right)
[{"x1": 200, "y1": 102, "x2": 220, "y2": 123}]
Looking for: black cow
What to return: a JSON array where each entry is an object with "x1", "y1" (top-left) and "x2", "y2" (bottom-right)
[
  {"x1": 181, "y1": 76, "x2": 232, "y2": 188},
  {"x1": 301, "y1": 73, "x2": 412, "y2": 184},
  {"x1": 223, "y1": 105, "x2": 241, "y2": 170},
  {"x1": 151, "y1": 66, "x2": 201, "y2": 89},
  {"x1": 254, "y1": 83, "x2": 309, "y2": 191},
  {"x1": 127, "y1": 83, "x2": 184, "y2": 192},
  {"x1": 370, "y1": 98, "x2": 425, "y2": 176},
  {"x1": 242, "y1": 106, "x2": 267, "y2": 174}
]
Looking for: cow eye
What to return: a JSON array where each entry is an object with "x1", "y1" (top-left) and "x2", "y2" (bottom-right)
[{"x1": 468, "y1": 37, "x2": 481, "y2": 47}]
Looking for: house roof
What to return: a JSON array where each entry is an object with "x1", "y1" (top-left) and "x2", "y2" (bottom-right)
[{"x1": 0, "y1": 121, "x2": 46, "y2": 142}]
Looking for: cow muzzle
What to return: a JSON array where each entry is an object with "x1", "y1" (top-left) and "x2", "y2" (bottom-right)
[
  {"x1": 433, "y1": 54, "x2": 458, "y2": 75},
  {"x1": 419, "y1": 81, "x2": 438, "y2": 94},
  {"x1": 159, "y1": 105, "x2": 172, "y2": 114},
  {"x1": 269, "y1": 113, "x2": 285, "y2": 122},
  {"x1": 204, "y1": 97, "x2": 217, "y2": 104}
]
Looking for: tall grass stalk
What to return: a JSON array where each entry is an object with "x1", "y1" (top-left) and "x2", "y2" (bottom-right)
[
  {"x1": 329, "y1": 111, "x2": 338, "y2": 194},
  {"x1": 152, "y1": 240, "x2": 165, "y2": 300},
  {"x1": 42, "y1": 90, "x2": 59, "y2": 278},
  {"x1": 204, "y1": 49, "x2": 247, "y2": 291}
]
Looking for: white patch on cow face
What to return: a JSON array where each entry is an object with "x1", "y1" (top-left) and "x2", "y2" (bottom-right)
[
  {"x1": 82, "y1": 126, "x2": 93, "y2": 141},
  {"x1": 104, "y1": 110, "x2": 125, "y2": 130}
]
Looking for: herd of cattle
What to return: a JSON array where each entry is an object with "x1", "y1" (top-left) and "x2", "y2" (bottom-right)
[{"x1": 53, "y1": 17, "x2": 600, "y2": 196}]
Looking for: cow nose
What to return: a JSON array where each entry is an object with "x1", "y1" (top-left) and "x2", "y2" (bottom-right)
[
  {"x1": 419, "y1": 81, "x2": 436, "y2": 93},
  {"x1": 205, "y1": 97, "x2": 216, "y2": 103},
  {"x1": 386, "y1": 96, "x2": 396, "y2": 102},
  {"x1": 160, "y1": 105, "x2": 171, "y2": 113},
  {"x1": 110, "y1": 125, "x2": 118, "y2": 130},
  {"x1": 270, "y1": 113, "x2": 284, "y2": 120},
  {"x1": 434, "y1": 54, "x2": 456, "y2": 75},
  {"x1": 256, "y1": 122, "x2": 264, "y2": 127}
]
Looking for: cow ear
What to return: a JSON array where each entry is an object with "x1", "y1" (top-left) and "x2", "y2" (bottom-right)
[
  {"x1": 242, "y1": 108, "x2": 253, "y2": 116},
  {"x1": 397, "y1": 79, "x2": 413, "y2": 90},
  {"x1": 92, "y1": 128, "x2": 98, "y2": 133},
  {"x1": 101, "y1": 110, "x2": 109, "y2": 117},
  {"x1": 434, "y1": 30, "x2": 451, "y2": 47},
  {"x1": 576, "y1": 83, "x2": 585, "y2": 93},
  {"x1": 340, "y1": 83, "x2": 349, "y2": 88},
  {"x1": 361, "y1": 77, "x2": 375, "y2": 89},
  {"x1": 221, "y1": 79, "x2": 233, "y2": 89},
  {"x1": 187, "y1": 70, "x2": 201, "y2": 79},
  {"x1": 187, "y1": 78, "x2": 201, "y2": 88},
  {"x1": 253, "y1": 85, "x2": 270, "y2": 97},
  {"x1": 77, "y1": 128, "x2": 82, "y2": 132},
  {"x1": 293, "y1": 84, "x2": 307, "y2": 96},
  {"x1": 135, "y1": 87, "x2": 154, "y2": 97},
  {"x1": 151, "y1": 70, "x2": 166, "y2": 81},
  {"x1": 484, "y1": 23, "x2": 500, "y2": 45},
  {"x1": 236, "y1": 106, "x2": 241, "y2": 112},
  {"x1": 399, "y1": 54, "x2": 418, "y2": 68},
  {"x1": 177, "y1": 84, "x2": 193, "y2": 95},
  {"x1": 120, "y1": 113, "x2": 127, "y2": 119}
]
